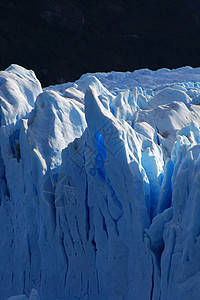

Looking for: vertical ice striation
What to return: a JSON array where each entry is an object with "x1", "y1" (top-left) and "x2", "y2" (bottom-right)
[{"x1": 1, "y1": 65, "x2": 200, "y2": 299}]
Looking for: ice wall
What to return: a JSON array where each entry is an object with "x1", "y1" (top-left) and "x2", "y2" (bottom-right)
[{"x1": 1, "y1": 65, "x2": 200, "y2": 299}]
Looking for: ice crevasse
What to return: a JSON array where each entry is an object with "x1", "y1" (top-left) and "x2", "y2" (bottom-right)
[{"x1": 1, "y1": 65, "x2": 200, "y2": 299}]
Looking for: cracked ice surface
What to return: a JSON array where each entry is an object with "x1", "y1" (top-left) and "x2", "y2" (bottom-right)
[{"x1": 1, "y1": 65, "x2": 200, "y2": 299}]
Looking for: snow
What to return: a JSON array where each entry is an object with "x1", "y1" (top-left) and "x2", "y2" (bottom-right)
[{"x1": 1, "y1": 65, "x2": 200, "y2": 299}]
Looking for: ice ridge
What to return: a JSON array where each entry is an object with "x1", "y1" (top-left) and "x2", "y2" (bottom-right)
[{"x1": 1, "y1": 65, "x2": 200, "y2": 299}]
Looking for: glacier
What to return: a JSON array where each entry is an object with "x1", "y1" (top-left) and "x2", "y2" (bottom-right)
[{"x1": 1, "y1": 65, "x2": 200, "y2": 299}]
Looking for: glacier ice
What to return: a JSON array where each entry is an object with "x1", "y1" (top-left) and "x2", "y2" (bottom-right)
[{"x1": 1, "y1": 64, "x2": 200, "y2": 299}]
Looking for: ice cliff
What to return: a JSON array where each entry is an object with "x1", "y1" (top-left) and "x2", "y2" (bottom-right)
[{"x1": 1, "y1": 65, "x2": 200, "y2": 300}]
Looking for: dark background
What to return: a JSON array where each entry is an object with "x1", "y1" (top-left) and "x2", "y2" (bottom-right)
[{"x1": 1, "y1": 0, "x2": 200, "y2": 87}]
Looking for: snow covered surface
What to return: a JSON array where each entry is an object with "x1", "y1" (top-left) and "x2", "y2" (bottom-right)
[{"x1": 1, "y1": 64, "x2": 200, "y2": 299}]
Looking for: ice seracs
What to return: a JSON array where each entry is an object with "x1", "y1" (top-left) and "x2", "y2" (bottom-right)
[
  {"x1": 27, "y1": 89, "x2": 86, "y2": 168},
  {"x1": 1, "y1": 65, "x2": 200, "y2": 299},
  {"x1": 0, "y1": 64, "x2": 42, "y2": 126}
]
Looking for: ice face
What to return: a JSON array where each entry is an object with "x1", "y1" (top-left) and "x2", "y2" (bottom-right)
[{"x1": 1, "y1": 65, "x2": 200, "y2": 299}]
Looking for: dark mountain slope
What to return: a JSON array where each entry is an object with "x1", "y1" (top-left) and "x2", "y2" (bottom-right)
[{"x1": 0, "y1": 0, "x2": 200, "y2": 86}]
